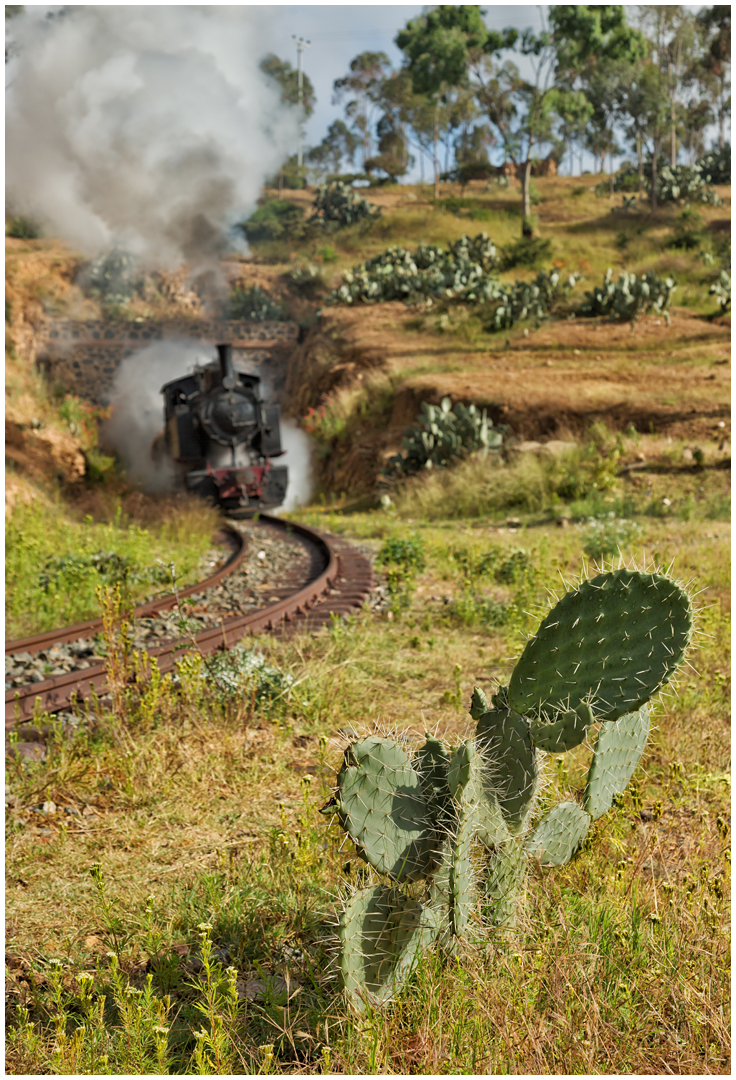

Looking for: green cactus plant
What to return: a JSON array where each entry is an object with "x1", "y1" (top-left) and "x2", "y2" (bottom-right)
[
  {"x1": 339, "y1": 884, "x2": 439, "y2": 1014},
  {"x1": 326, "y1": 565, "x2": 693, "y2": 1011}
]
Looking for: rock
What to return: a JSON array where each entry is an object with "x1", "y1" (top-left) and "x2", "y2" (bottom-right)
[
  {"x1": 6, "y1": 742, "x2": 46, "y2": 762},
  {"x1": 239, "y1": 974, "x2": 288, "y2": 1002}
]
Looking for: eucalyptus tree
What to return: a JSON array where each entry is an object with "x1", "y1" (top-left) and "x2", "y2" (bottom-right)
[
  {"x1": 260, "y1": 53, "x2": 315, "y2": 118},
  {"x1": 332, "y1": 51, "x2": 392, "y2": 169},
  {"x1": 395, "y1": 5, "x2": 511, "y2": 198},
  {"x1": 637, "y1": 6, "x2": 700, "y2": 168},
  {"x1": 306, "y1": 119, "x2": 359, "y2": 179},
  {"x1": 695, "y1": 6, "x2": 731, "y2": 149}
]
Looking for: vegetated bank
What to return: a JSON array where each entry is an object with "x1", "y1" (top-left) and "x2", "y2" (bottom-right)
[{"x1": 250, "y1": 173, "x2": 729, "y2": 509}]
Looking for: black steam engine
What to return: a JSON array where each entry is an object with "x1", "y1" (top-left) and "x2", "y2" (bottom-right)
[{"x1": 161, "y1": 343, "x2": 287, "y2": 515}]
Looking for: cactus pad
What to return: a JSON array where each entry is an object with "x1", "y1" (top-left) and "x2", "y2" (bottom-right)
[
  {"x1": 529, "y1": 703, "x2": 595, "y2": 753},
  {"x1": 484, "y1": 836, "x2": 527, "y2": 927},
  {"x1": 526, "y1": 801, "x2": 591, "y2": 866},
  {"x1": 584, "y1": 706, "x2": 651, "y2": 821},
  {"x1": 447, "y1": 739, "x2": 476, "y2": 800},
  {"x1": 415, "y1": 735, "x2": 453, "y2": 829},
  {"x1": 335, "y1": 737, "x2": 433, "y2": 881},
  {"x1": 451, "y1": 807, "x2": 477, "y2": 940},
  {"x1": 476, "y1": 705, "x2": 538, "y2": 830},
  {"x1": 340, "y1": 885, "x2": 439, "y2": 1013},
  {"x1": 470, "y1": 686, "x2": 490, "y2": 719},
  {"x1": 509, "y1": 570, "x2": 692, "y2": 722}
]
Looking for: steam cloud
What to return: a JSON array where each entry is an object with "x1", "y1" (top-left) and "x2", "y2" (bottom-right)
[
  {"x1": 5, "y1": 6, "x2": 297, "y2": 267},
  {"x1": 101, "y1": 341, "x2": 313, "y2": 511}
]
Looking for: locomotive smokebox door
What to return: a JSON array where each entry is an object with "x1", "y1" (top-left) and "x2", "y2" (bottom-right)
[{"x1": 160, "y1": 341, "x2": 289, "y2": 514}]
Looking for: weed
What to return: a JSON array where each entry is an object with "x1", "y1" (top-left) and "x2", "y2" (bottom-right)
[
  {"x1": 582, "y1": 513, "x2": 643, "y2": 561},
  {"x1": 6, "y1": 215, "x2": 42, "y2": 240},
  {"x1": 228, "y1": 284, "x2": 287, "y2": 322},
  {"x1": 500, "y1": 236, "x2": 552, "y2": 270},
  {"x1": 6, "y1": 499, "x2": 216, "y2": 638},
  {"x1": 375, "y1": 534, "x2": 426, "y2": 614}
]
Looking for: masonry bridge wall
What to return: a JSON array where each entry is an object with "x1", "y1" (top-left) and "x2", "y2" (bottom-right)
[{"x1": 36, "y1": 319, "x2": 300, "y2": 404}]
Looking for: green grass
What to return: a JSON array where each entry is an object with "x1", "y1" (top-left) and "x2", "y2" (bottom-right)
[
  {"x1": 254, "y1": 179, "x2": 730, "y2": 317},
  {"x1": 5, "y1": 502, "x2": 729, "y2": 1073},
  {"x1": 5, "y1": 497, "x2": 218, "y2": 638}
]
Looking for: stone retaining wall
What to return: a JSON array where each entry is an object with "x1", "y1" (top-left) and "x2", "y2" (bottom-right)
[{"x1": 36, "y1": 319, "x2": 299, "y2": 403}]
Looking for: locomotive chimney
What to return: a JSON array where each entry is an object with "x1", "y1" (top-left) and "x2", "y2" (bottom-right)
[{"x1": 216, "y1": 343, "x2": 237, "y2": 389}]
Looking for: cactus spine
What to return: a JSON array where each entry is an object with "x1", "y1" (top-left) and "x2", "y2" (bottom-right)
[{"x1": 328, "y1": 567, "x2": 692, "y2": 1010}]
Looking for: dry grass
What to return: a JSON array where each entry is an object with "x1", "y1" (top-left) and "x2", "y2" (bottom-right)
[{"x1": 5, "y1": 510, "x2": 730, "y2": 1074}]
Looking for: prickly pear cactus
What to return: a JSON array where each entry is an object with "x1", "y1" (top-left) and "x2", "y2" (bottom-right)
[
  {"x1": 334, "y1": 737, "x2": 434, "y2": 881},
  {"x1": 526, "y1": 801, "x2": 591, "y2": 866},
  {"x1": 327, "y1": 565, "x2": 693, "y2": 1011},
  {"x1": 508, "y1": 569, "x2": 691, "y2": 722},
  {"x1": 484, "y1": 836, "x2": 527, "y2": 927},
  {"x1": 476, "y1": 704, "x2": 538, "y2": 831},
  {"x1": 583, "y1": 706, "x2": 651, "y2": 821},
  {"x1": 340, "y1": 884, "x2": 439, "y2": 1014}
]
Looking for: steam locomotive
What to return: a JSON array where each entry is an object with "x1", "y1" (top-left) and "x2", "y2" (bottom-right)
[{"x1": 161, "y1": 343, "x2": 287, "y2": 515}]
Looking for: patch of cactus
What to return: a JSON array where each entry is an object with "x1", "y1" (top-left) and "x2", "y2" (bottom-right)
[
  {"x1": 385, "y1": 396, "x2": 505, "y2": 479},
  {"x1": 325, "y1": 565, "x2": 693, "y2": 1011},
  {"x1": 577, "y1": 268, "x2": 677, "y2": 325}
]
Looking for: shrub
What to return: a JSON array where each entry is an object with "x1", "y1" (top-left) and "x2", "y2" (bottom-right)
[
  {"x1": 500, "y1": 236, "x2": 552, "y2": 270},
  {"x1": 577, "y1": 268, "x2": 676, "y2": 325},
  {"x1": 82, "y1": 249, "x2": 140, "y2": 307},
  {"x1": 443, "y1": 583, "x2": 509, "y2": 628},
  {"x1": 309, "y1": 180, "x2": 381, "y2": 230},
  {"x1": 6, "y1": 215, "x2": 42, "y2": 240},
  {"x1": 481, "y1": 268, "x2": 579, "y2": 332},
  {"x1": 696, "y1": 144, "x2": 730, "y2": 185},
  {"x1": 287, "y1": 261, "x2": 325, "y2": 295},
  {"x1": 394, "y1": 451, "x2": 560, "y2": 520},
  {"x1": 239, "y1": 199, "x2": 305, "y2": 243},
  {"x1": 227, "y1": 284, "x2": 287, "y2": 321},
  {"x1": 667, "y1": 208, "x2": 706, "y2": 251},
  {"x1": 202, "y1": 646, "x2": 293, "y2": 706},
  {"x1": 611, "y1": 163, "x2": 641, "y2": 193},
  {"x1": 38, "y1": 551, "x2": 170, "y2": 594},
  {"x1": 554, "y1": 423, "x2": 624, "y2": 501},
  {"x1": 328, "y1": 233, "x2": 501, "y2": 307},
  {"x1": 375, "y1": 535, "x2": 426, "y2": 612},
  {"x1": 709, "y1": 270, "x2": 731, "y2": 312},
  {"x1": 386, "y1": 397, "x2": 504, "y2": 478},
  {"x1": 582, "y1": 513, "x2": 643, "y2": 562}
]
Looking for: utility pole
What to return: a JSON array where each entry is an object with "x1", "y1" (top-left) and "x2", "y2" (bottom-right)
[{"x1": 292, "y1": 35, "x2": 311, "y2": 169}]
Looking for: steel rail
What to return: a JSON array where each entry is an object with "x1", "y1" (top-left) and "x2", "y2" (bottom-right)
[{"x1": 6, "y1": 515, "x2": 373, "y2": 728}]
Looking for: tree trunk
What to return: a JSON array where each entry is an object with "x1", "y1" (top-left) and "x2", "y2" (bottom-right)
[
  {"x1": 636, "y1": 135, "x2": 643, "y2": 199},
  {"x1": 609, "y1": 152, "x2": 614, "y2": 196},
  {"x1": 433, "y1": 104, "x2": 440, "y2": 199},
  {"x1": 671, "y1": 98, "x2": 677, "y2": 168},
  {"x1": 521, "y1": 159, "x2": 533, "y2": 237},
  {"x1": 651, "y1": 141, "x2": 658, "y2": 213}
]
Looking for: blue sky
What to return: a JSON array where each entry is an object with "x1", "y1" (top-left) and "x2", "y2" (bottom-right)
[
  {"x1": 264, "y1": 5, "x2": 549, "y2": 179},
  {"x1": 262, "y1": 4, "x2": 721, "y2": 179}
]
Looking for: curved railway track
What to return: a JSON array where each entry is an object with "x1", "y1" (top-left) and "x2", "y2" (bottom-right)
[{"x1": 5, "y1": 515, "x2": 373, "y2": 729}]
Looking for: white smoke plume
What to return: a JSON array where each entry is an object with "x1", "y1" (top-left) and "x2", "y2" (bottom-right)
[
  {"x1": 100, "y1": 339, "x2": 207, "y2": 494},
  {"x1": 101, "y1": 340, "x2": 314, "y2": 510},
  {"x1": 5, "y1": 6, "x2": 297, "y2": 268}
]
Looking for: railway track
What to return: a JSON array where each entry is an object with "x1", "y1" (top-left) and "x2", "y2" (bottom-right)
[{"x1": 5, "y1": 515, "x2": 374, "y2": 730}]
